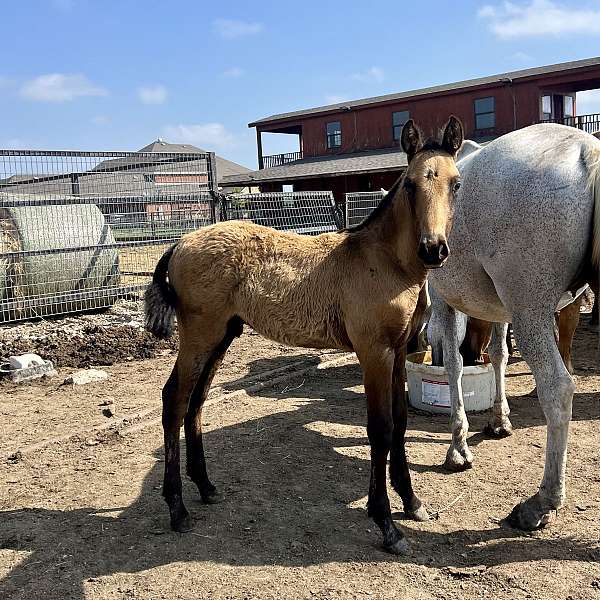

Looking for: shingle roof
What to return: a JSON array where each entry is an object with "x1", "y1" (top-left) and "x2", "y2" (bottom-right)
[
  {"x1": 139, "y1": 140, "x2": 252, "y2": 181},
  {"x1": 221, "y1": 147, "x2": 408, "y2": 186},
  {"x1": 250, "y1": 56, "x2": 600, "y2": 127},
  {"x1": 95, "y1": 139, "x2": 251, "y2": 183}
]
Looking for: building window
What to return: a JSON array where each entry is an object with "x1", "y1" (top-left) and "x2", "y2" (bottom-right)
[
  {"x1": 541, "y1": 95, "x2": 552, "y2": 120},
  {"x1": 392, "y1": 110, "x2": 410, "y2": 141},
  {"x1": 564, "y1": 95, "x2": 574, "y2": 118},
  {"x1": 474, "y1": 96, "x2": 495, "y2": 130},
  {"x1": 326, "y1": 121, "x2": 342, "y2": 149}
]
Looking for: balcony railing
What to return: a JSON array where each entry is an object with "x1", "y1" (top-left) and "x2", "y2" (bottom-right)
[
  {"x1": 262, "y1": 151, "x2": 303, "y2": 169},
  {"x1": 539, "y1": 113, "x2": 600, "y2": 135}
]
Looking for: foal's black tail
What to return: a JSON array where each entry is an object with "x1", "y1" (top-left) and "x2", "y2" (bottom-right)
[{"x1": 144, "y1": 244, "x2": 178, "y2": 339}]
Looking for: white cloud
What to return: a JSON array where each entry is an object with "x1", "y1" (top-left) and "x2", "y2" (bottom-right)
[
  {"x1": 91, "y1": 115, "x2": 111, "y2": 125},
  {"x1": 213, "y1": 18, "x2": 264, "y2": 39},
  {"x1": 577, "y1": 89, "x2": 600, "y2": 114},
  {"x1": 478, "y1": 0, "x2": 600, "y2": 38},
  {"x1": 325, "y1": 94, "x2": 351, "y2": 104},
  {"x1": 510, "y1": 50, "x2": 533, "y2": 62},
  {"x1": 138, "y1": 85, "x2": 168, "y2": 105},
  {"x1": 162, "y1": 123, "x2": 237, "y2": 150},
  {"x1": 20, "y1": 73, "x2": 108, "y2": 102},
  {"x1": 351, "y1": 66, "x2": 385, "y2": 83},
  {"x1": 222, "y1": 67, "x2": 244, "y2": 78}
]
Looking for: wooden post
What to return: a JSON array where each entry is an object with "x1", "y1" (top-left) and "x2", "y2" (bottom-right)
[{"x1": 256, "y1": 129, "x2": 264, "y2": 170}]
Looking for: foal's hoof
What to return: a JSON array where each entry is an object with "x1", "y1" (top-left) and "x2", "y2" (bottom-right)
[
  {"x1": 444, "y1": 446, "x2": 473, "y2": 472},
  {"x1": 506, "y1": 499, "x2": 552, "y2": 531},
  {"x1": 406, "y1": 505, "x2": 430, "y2": 522},
  {"x1": 383, "y1": 536, "x2": 410, "y2": 555},
  {"x1": 200, "y1": 488, "x2": 223, "y2": 505},
  {"x1": 170, "y1": 510, "x2": 193, "y2": 533},
  {"x1": 484, "y1": 421, "x2": 513, "y2": 438}
]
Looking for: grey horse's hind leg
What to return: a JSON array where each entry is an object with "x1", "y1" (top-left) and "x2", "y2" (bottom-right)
[
  {"x1": 427, "y1": 297, "x2": 472, "y2": 471},
  {"x1": 507, "y1": 310, "x2": 575, "y2": 530},
  {"x1": 484, "y1": 322, "x2": 513, "y2": 438}
]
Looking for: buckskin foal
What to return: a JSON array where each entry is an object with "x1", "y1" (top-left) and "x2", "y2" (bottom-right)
[{"x1": 145, "y1": 117, "x2": 463, "y2": 554}]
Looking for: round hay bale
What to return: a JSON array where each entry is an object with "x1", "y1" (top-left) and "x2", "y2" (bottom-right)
[{"x1": 0, "y1": 196, "x2": 120, "y2": 321}]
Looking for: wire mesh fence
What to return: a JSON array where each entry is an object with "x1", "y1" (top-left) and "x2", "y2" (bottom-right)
[
  {"x1": 0, "y1": 149, "x2": 346, "y2": 324},
  {"x1": 345, "y1": 191, "x2": 384, "y2": 228},
  {"x1": 0, "y1": 149, "x2": 218, "y2": 322},
  {"x1": 224, "y1": 191, "x2": 342, "y2": 235}
]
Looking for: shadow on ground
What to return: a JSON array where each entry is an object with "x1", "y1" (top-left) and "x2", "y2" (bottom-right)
[{"x1": 1, "y1": 318, "x2": 598, "y2": 598}]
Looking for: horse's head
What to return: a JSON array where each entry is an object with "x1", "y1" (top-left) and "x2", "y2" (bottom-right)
[{"x1": 400, "y1": 116, "x2": 463, "y2": 268}]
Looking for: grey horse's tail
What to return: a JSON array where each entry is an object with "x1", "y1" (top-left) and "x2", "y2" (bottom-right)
[
  {"x1": 584, "y1": 138, "x2": 600, "y2": 332},
  {"x1": 144, "y1": 244, "x2": 178, "y2": 339}
]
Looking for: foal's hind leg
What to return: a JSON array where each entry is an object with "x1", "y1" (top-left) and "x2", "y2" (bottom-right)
[
  {"x1": 484, "y1": 322, "x2": 513, "y2": 438},
  {"x1": 507, "y1": 309, "x2": 575, "y2": 530},
  {"x1": 162, "y1": 360, "x2": 195, "y2": 532},
  {"x1": 184, "y1": 317, "x2": 243, "y2": 504},
  {"x1": 162, "y1": 317, "x2": 234, "y2": 531},
  {"x1": 389, "y1": 346, "x2": 429, "y2": 522}
]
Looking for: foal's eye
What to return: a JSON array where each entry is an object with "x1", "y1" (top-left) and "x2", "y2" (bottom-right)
[
  {"x1": 404, "y1": 179, "x2": 416, "y2": 193},
  {"x1": 452, "y1": 181, "x2": 461, "y2": 193}
]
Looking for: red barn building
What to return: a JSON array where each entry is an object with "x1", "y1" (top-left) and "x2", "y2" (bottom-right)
[{"x1": 223, "y1": 56, "x2": 600, "y2": 203}]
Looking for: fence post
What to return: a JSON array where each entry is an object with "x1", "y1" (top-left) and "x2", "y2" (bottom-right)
[
  {"x1": 206, "y1": 152, "x2": 219, "y2": 224},
  {"x1": 70, "y1": 173, "x2": 80, "y2": 195}
]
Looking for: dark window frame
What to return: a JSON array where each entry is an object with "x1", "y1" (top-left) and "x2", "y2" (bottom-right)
[
  {"x1": 392, "y1": 110, "x2": 410, "y2": 141},
  {"x1": 564, "y1": 95, "x2": 574, "y2": 118},
  {"x1": 326, "y1": 121, "x2": 342, "y2": 149},
  {"x1": 474, "y1": 96, "x2": 496, "y2": 130},
  {"x1": 541, "y1": 94, "x2": 553, "y2": 120}
]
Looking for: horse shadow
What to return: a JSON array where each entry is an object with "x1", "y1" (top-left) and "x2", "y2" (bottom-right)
[{"x1": 1, "y1": 365, "x2": 598, "y2": 598}]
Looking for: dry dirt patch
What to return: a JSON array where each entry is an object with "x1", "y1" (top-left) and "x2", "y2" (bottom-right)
[{"x1": 0, "y1": 316, "x2": 598, "y2": 599}]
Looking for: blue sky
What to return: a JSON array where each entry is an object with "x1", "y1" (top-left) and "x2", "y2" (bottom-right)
[{"x1": 1, "y1": 0, "x2": 599, "y2": 168}]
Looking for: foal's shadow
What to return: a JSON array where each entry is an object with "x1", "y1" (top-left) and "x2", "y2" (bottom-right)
[{"x1": 1, "y1": 385, "x2": 597, "y2": 599}]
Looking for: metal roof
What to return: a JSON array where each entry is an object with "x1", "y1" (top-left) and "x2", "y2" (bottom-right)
[
  {"x1": 249, "y1": 56, "x2": 600, "y2": 127},
  {"x1": 221, "y1": 147, "x2": 408, "y2": 186}
]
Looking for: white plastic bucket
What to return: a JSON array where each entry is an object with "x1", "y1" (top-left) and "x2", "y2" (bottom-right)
[{"x1": 405, "y1": 351, "x2": 496, "y2": 414}]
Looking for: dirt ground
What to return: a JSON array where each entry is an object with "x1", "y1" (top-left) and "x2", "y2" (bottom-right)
[{"x1": 0, "y1": 313, "x2": 598, "y2": 599}]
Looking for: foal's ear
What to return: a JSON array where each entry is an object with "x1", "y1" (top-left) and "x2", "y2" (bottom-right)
[
  {"x1": 401, "y1": 120, "x2": 422, "y2": 162},
  {"x1": 441, "y1": 116, "x2": 464, "y2": 157}
]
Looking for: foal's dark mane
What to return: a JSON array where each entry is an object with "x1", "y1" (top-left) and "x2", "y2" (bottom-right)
[{"x1": 341, "y1": 137, "x2": 445, "y2": 234}]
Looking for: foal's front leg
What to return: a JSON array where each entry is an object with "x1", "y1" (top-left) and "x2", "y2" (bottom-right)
[
  {"x1": 390, "y1": 346, "x2": 429, "y2": 522},
  {"x1": 358, "y1": 345, "x2": 409, "y2": 555}
]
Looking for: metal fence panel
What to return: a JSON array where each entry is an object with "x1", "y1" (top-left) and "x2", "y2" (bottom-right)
[
  {"x1": 345, "y1": 191, "x2": 384, "y2": 228},
  {"x1": 224, "y1": 191, "x2": 343, "y2": 235},
  {"x1": 0, "y1": 149, "x2": 217, "y2": 323}
]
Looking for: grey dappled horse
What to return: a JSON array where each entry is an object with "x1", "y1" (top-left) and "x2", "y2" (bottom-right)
[{"x1": 427, "y1": 124, "x2": 600, "y2": 530}]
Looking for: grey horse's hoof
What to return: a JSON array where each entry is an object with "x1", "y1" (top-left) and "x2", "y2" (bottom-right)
[
  {"x1": 484, "y1": 420, "x2": 513, "y2": 438},
  {"x1": 383, "y1": 536, "x2": 410, "y2": 555},
  {"x1": 406, "y1": 505, "x2": 430, "y2": 522},
  {"x1": 444, "y1": 446, "x2": 473, "y2": 472},
  {"x1": 506, "y1": 499, "x2": 552, "y2": 530}
]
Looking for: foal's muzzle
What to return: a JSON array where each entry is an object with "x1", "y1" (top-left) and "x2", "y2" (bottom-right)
[{"x1": 418, "y1": 237, "x2": 449, "y2": 268}]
